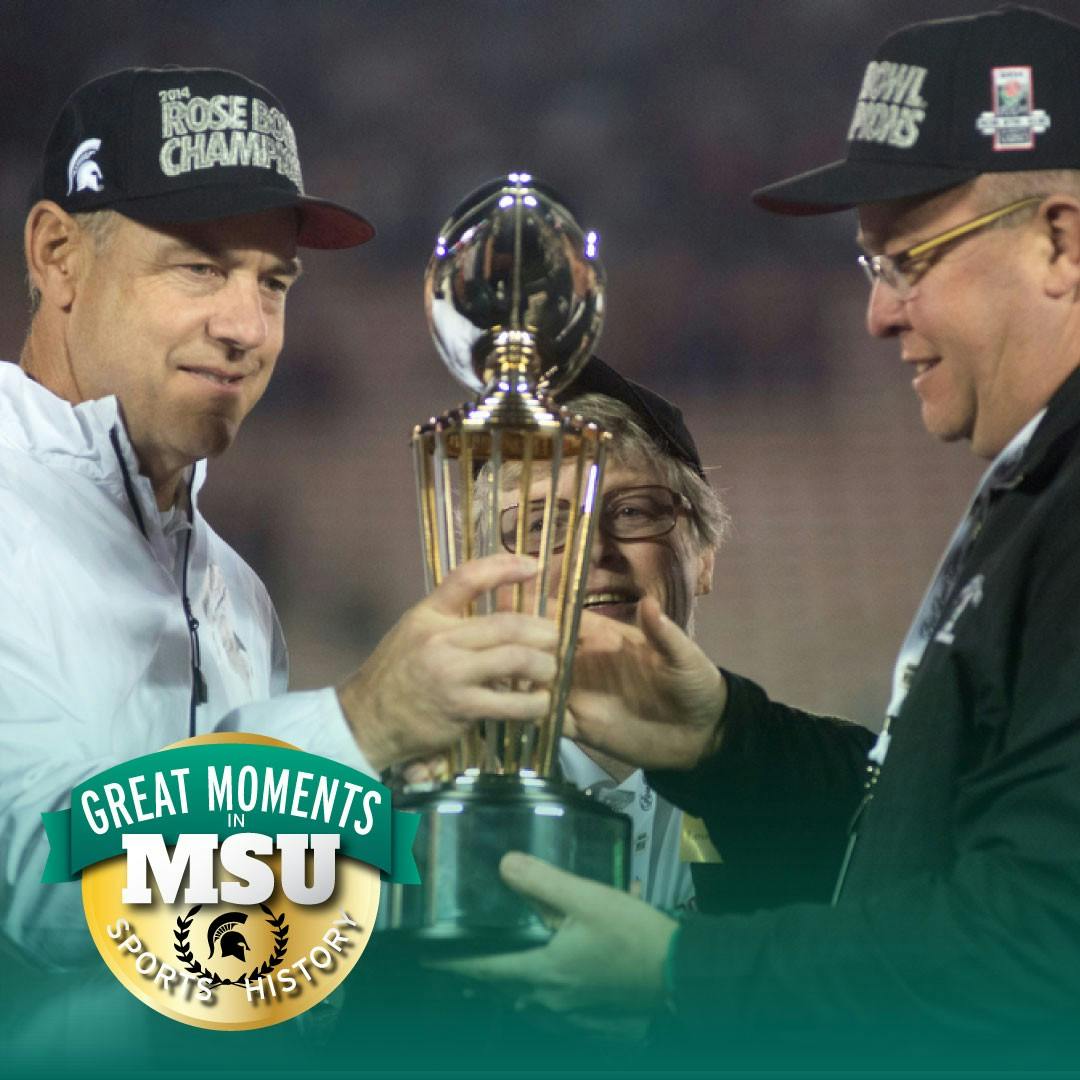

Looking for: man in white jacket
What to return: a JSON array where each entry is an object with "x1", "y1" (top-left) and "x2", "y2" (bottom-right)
[{"x1": 1, "y1": 66, "x2": 559, "y2": 969}]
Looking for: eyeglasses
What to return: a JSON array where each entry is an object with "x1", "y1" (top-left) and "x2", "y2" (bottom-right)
[
  {"x1": 857, "y1": 195, "x2": 1043, "y2": 299},
  {"x1": 499, "y1": 485, "x2": 690, "y2": 556}
]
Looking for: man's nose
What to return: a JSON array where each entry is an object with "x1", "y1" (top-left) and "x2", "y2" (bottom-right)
[
  {"x1": 865, "y1": 277, "x2": 911, "y2": 339},
  {"x1": 208, "y1": 275, "x2": 269, "y2": 352},
  {"x1": 587, "y1": 521, "x2": 624, "y2": 567}
]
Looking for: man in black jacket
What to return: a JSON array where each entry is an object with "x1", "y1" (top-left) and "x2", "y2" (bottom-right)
[{"x1": 450, "y1": 7, "x2": 1080, "y2": 1067}]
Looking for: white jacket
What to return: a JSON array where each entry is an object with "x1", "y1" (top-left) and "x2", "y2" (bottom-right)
[{"x1": 0, "y1": 362, "x2": 368, "y2": 967}]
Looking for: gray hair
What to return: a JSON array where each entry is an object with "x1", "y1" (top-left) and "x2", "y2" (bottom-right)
[
  {"x1": 26, "y1": 208, "x2": 120, "y2": 316},
  {"x1": 967, "y1": 170, "x2": 1080, "y2": 235},
  {"x1": 975, "y1": 169, "x2": 1080, "y2": 209},
  {"x1": 473, "y1": 392, "x2": 729, "y2": 555},
  {"x1": 561, "y1": 391, "x2": 730, "y2": 554}
]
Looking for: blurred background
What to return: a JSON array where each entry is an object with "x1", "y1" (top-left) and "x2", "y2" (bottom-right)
[{"x1": 5, "y1": 0, "x2": 1071, "y2": 727}]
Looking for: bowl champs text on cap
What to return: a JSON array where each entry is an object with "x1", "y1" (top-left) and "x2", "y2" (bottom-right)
[
  {"x1": 752, "y1": 5, "x2": 1080, "y2": 215},
  {"x1": 34, "y1": 66, "x2": 374, "y2": 249}
]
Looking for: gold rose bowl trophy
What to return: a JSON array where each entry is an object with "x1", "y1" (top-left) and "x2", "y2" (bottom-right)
[{"x1": 383, "y1": 173, "x2": 630, "y2": 952}]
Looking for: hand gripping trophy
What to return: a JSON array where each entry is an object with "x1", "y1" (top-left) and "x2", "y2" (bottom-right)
[{"x1": 384, "y1": 174, "x2": 631, "y2": 951}]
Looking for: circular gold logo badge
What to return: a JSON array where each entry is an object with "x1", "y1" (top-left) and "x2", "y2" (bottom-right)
[{"x1": 78, "y1": 734, "x2": 384, "y2": 1030}]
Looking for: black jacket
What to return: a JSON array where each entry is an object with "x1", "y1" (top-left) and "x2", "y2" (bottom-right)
[{"x1": 649, "y1": 366, "x2": 1080, "y2": 1066}]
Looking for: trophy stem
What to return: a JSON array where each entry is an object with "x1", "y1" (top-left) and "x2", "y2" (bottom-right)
[
  {"x1": 412, "y1": 430, "x2": 437, "y2": 593},
  {"x1": 504, "y1": 431, "x2": 534, "y2": 776},
  {"x1": 461, "y1": 430, "x2": 487, "y2": 770},
  {"x1": 511, "y1": 433, "x2": 534, "y2": 605},
  {"x1": 554, "y1": 447, "x2": 587, "y2": 616},
  {"x1": 483, "y1": 428, "x2": 503, "y2": 608},
  {"x1": 536, "y1": 434, "x2": 607, "y2": 775},
  {"x1": 524, "y1": 425, "x2": 568, "y2": 773},
  {"x1": 532, "y1": 445, "x2": 586, "y2": 773},
  {"x1": 532, "y1": 434, "x2": 563, "y2": 620},
  {"x1": 437, "y1": 431, "x2": 457, "y2": 576},
  {"x1": 510, "y1": 192, "x2": 526, "y2": 332},
  {"x1": 459, "y1": 434, "x2": 476, "y2": 593}
]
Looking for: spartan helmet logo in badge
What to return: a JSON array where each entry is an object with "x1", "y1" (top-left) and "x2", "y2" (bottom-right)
[
  {"x1": 207, "y1": 911, "x2": 251, "y2": 962},
  {"x1": 66, "y1": 138, "x2": 104, "y2": 195}
]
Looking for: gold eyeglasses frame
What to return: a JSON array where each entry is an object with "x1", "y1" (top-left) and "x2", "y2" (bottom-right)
[{"x1": 858, "y1": 195, "x2": 1045, "y2": 298}]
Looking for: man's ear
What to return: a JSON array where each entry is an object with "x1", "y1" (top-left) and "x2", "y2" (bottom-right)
[
  {"x1": 694, "y1": 546, "x2": 716, "y2": 597},
  {"x1": 1041, "y1": 196, "x2": 1080, "y2": 299},
  {"x1": 24, "y1": 201, "x2": 87, "y2": 311}
]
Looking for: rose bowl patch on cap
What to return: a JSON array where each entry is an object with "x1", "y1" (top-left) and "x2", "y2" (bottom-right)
[
  {"x1": 752, "y1": 5, "x2": 1080, "y2": 215},
  {"x1": 33, "y1": 66, "x2": 374, "y2": 249}
]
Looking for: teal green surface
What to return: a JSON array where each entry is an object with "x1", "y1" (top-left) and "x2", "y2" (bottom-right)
[{"x1": 8, "y1": 942, "x2": 1080, "y2": 1078}]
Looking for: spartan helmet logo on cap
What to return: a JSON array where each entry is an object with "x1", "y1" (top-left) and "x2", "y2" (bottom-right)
[
  {"x1": 66, "y1": 138, "x2": 104, "y2": 195},
  {"x1": 207, "y1": 911, "x2": 250, "y2": 962}
]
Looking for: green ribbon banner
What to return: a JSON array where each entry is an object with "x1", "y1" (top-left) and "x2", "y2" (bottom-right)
[{"x1": 40, "y1": 743, "x2": 420, "y2": 885}]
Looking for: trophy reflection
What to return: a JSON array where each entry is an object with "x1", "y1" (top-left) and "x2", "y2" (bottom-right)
[{"x1": 384, "y1": 174, "x2": 630, "y2": 951}]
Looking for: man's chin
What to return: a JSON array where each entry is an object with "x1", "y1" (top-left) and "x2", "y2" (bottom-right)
[
  {"x1": 182, "y1": 415, "x2": 241, "y2": 461},
  {"x1": 919, "y1": 401, "x2": 973, "y2": 447}
]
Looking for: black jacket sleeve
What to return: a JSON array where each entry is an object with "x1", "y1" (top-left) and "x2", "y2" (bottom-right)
[{"x1": 647, "y1": 670, "x2": 873, "y2": 909}]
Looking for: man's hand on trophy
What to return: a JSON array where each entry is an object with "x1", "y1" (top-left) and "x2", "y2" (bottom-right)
[
  {"x1": 566, "y1": 596, "x2": 728, "y2": 770},
  {"x1": 399, "y1": 756, "x2": 451, "y2": 786},
  {"x1": 436, "y1": 852, "x2": 676, "y2": 1030},
  {"x1": 337, "y1": 554, "x2": 559, "y2": 773}
]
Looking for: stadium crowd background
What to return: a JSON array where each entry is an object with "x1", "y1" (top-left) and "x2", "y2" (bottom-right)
[{"x1": 5, "y1": 0, "x2": 1071, "y2": 728}]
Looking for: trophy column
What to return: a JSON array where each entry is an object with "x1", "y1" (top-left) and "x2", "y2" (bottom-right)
[{"x1": 385, "y1": 174, "x2": 630, "y2": 952}]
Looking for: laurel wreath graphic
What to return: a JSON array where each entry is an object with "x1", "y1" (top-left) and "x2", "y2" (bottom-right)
[{"x1": 174, "y1": 903, "x2": 289, "y2": 987}]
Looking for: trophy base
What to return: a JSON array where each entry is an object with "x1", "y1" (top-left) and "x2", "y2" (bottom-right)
[{"x1": 380, "y1": 774, "x2": 630, "y2": 955}]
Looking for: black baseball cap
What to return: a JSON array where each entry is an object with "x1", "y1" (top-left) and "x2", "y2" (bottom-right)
[
  {"x1": 753, "y1": 5, "x2": 1080, "y2": 215},
  {"x1": 33, "y1": 66, "x2": 374, "y2": 248},
  {"x1": 558, "y1": 356, "x2": 706, "y2": 479}
]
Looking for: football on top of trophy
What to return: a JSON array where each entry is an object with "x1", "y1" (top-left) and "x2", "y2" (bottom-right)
[{"x1": 424, "y1": 172, "x2": 606, "y2": 398}]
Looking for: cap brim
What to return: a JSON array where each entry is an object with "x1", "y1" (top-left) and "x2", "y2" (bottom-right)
[
  {"x1": 294, "y1": 195, "x2": 376, "y2": 249},
  {"x1": 559, "y1": 355, "x2": 705, "y2": 479},
  {"x1": 108, "y1": 185, "x2": 375, "y2": 248},
  {"x1": 751, "y1": 157, "x2": 980, "y2": 216}
]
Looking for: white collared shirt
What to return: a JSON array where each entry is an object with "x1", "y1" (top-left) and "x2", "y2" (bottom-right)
[{"x1": 559, "y1": 739, "x2": 695, "y2": 911}]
